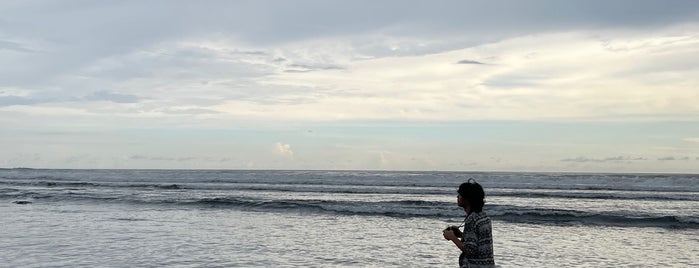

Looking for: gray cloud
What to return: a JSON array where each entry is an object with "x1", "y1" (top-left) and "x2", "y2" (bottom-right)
[
  {"x1": 231, "y1": 49, "x2": 268, "y2": 56},
  {"x1": 285, "y1": 63, "x2": 345, "y2": 73},
  {"x1": 283, "y1": 69, "x2": 314, "y2": 73},
  {"x1": 658, "y1": 156, "x2": 691, "y2": 161},
  {"x1": 457, "y1": 59, "x2": 485, "y2": 65},
  {"x1": 0, "y1": 40, "x2": 35, "y2": 53},
  {"x1": 561, "y1": 156, "x2": 649, "y2": 163},
  {"x1": 561, "y1": 157, "x2": 603, "y2": 163},
  {"x1": 0, "y1": 96, "x2": 38, "y2": 106},
  {"x1": 155, "y1": 0, "x2": 699, "y2": 45},
  {"x1": 86, "y1": 91, "x2": 140, "y2": 103},
  {"x1": 79, "y1": 45, "x2": 272, "y2": 83},
  {"x1": 603, "y1": 156, "x2": 648, "y2": 161},
  {"x1": 0, "y1": 91, "x2": 140, "y2": 107},
  {"x1": 3, "y1": 0, "x2": 696, "y2": 88}
]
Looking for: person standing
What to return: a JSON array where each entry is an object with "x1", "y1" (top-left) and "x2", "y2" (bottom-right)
[{"x1": 443, "y1": 179, "x2": 495, "y2": 267}]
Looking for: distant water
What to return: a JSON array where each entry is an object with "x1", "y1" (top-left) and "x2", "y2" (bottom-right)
[{"x1": 1, "y1": 169, "x2": 698, "y2": 267}]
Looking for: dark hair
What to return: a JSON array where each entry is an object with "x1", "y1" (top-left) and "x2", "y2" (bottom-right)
[{"x1": 458, "y1": 179, "x2": 485, "y2": 212}]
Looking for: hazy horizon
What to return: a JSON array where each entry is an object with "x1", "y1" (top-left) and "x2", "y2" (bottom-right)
[{"x1": 2, "y1": 167, "x2": 698, "y2": 176}]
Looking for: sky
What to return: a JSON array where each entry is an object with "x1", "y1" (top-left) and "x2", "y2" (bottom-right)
[{"x1": 1, "y1": 0, "x2": 698, "y2": 173}]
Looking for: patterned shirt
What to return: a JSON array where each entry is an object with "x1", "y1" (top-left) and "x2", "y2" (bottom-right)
[{"x1": 459, "y1": 212, "x2": 495, "y2": 268}]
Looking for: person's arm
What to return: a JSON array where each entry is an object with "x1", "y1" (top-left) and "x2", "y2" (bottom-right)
[{"x1": 442, "y1": 230, "x2": 472, "y2": 255}]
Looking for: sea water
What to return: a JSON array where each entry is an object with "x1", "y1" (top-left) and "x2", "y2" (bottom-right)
[{"x1": 1, "y1": 169, "x2": 697, "y2": 267}]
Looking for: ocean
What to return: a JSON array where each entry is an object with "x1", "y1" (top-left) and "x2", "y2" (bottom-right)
[{"x1": 1, "y1": 169, "x2": 697, "y2": 267}]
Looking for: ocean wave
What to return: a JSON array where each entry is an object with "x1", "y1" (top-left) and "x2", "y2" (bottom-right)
[
  {"x1": 0, "y1": 179, "x2": 185, "y2": 191},
  {"x1": 3, "y1": 170, "x2": 699, "y2": 193},
  {"x1": 2, "y1": 170, "x2": 698, "y2": 230},
  {"x1": 490, "y1": 190, "x2": 699, "y2": 201},
  {"x1": 3, "y1": 178, "x2": 698, "y2": 202},
  {"x1": 189, "y1": 197, "x2": 457, "y2": 218},
  {"x1": 12, "y1": 189, "x2": 695, "y2": 229},
  {"x1": 188, "y1": 198, "x2": 699, "y2": 228},
  {"x1": 490, "y1": 209, "x2": 698, "y2": 228}
]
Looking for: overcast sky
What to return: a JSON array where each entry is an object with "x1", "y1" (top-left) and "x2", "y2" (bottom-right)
[{"x1": 1, "y1": 0, "x2": 698, "y2": 172}]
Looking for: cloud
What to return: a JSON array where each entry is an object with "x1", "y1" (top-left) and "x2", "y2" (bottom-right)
[
  {"x1": 85, "y1": 90, "x2": 140, "y2": 103},
  {"x1": 561, "y1": 157, "x2": 603, "y2": 163},
  {"x1": 2, "y1": 0, "x2": 698, "y2": 87},
  {"x1": 603, "y1": 156, "x2": 648, "y2": 161},
  {"x1": 0, "y1": 90, "x2": 139, "y2": 107},
  {"x1": 275, "y1": 142, "x2": 294, "y2": 157},
  {"x1": 285, "y1": 63, "x2": 345, "y2": 72},
  {"x1": 456, "y1": 59, "x2": 485, "y2": 65},
  {"x1": 0, "y1": 40, "x2": 35, "y2": 53},
  {"x1": 684, "y1": 137, "x2": 699, "y2": 143},
  {"x1": 2, "y1": 27, "x2": 698, "y2": 125},
  {"x1": 658, "y1": 156, "x2": 690, "y2": 161},
  {"x1": 0, "y1": 1, "x2": 697, "y2": 123},
  {"x1": 561, "y1": 156, "x2": 648, "y2": 163},
  {"x1": 0, "y1": 96, "x2": 38, "y2": 106}
]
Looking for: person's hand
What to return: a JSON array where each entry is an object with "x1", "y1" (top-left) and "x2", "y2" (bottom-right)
[
  {"x1": 450, "y1": 226, "x2": 463, "y2": 237},
  {"x1": 443, "y1": 229, "x2": 457, "y2": 241}
]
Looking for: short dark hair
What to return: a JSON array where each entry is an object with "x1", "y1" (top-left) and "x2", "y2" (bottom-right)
[{"x1": 458, "y1": 179, "x2": 485, "y2": 212}]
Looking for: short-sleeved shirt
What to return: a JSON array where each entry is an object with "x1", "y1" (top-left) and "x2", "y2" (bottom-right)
[{"x1": 459, "y1": 212, "x2": 495, "y2": 268}]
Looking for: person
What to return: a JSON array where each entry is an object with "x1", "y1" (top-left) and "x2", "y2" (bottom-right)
[{"x1": 442, "y1": 179, "x2": 495, "y2": 267}]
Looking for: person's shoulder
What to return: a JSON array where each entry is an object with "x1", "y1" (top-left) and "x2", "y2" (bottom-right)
[
  {"x1": 473, "y1": 212, "x2": 492, "y2": 228},
  {"x1": 465, "y1": 211, "x2": 485, "y2": 223},
  {"x1": 473, "y1": 212, "x2": 491, "y2": 222}
]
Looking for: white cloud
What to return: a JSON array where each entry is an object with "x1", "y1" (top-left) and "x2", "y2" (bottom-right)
[
  {"x1": 684, "y1": 137, "x2": 699, "y2": 143},
  {"x1": 275, "y1": 142, "x2": 294, "y2": 158},
  {"x1": 209, "y1": 28, "x2": 699, "y2": 122}
]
